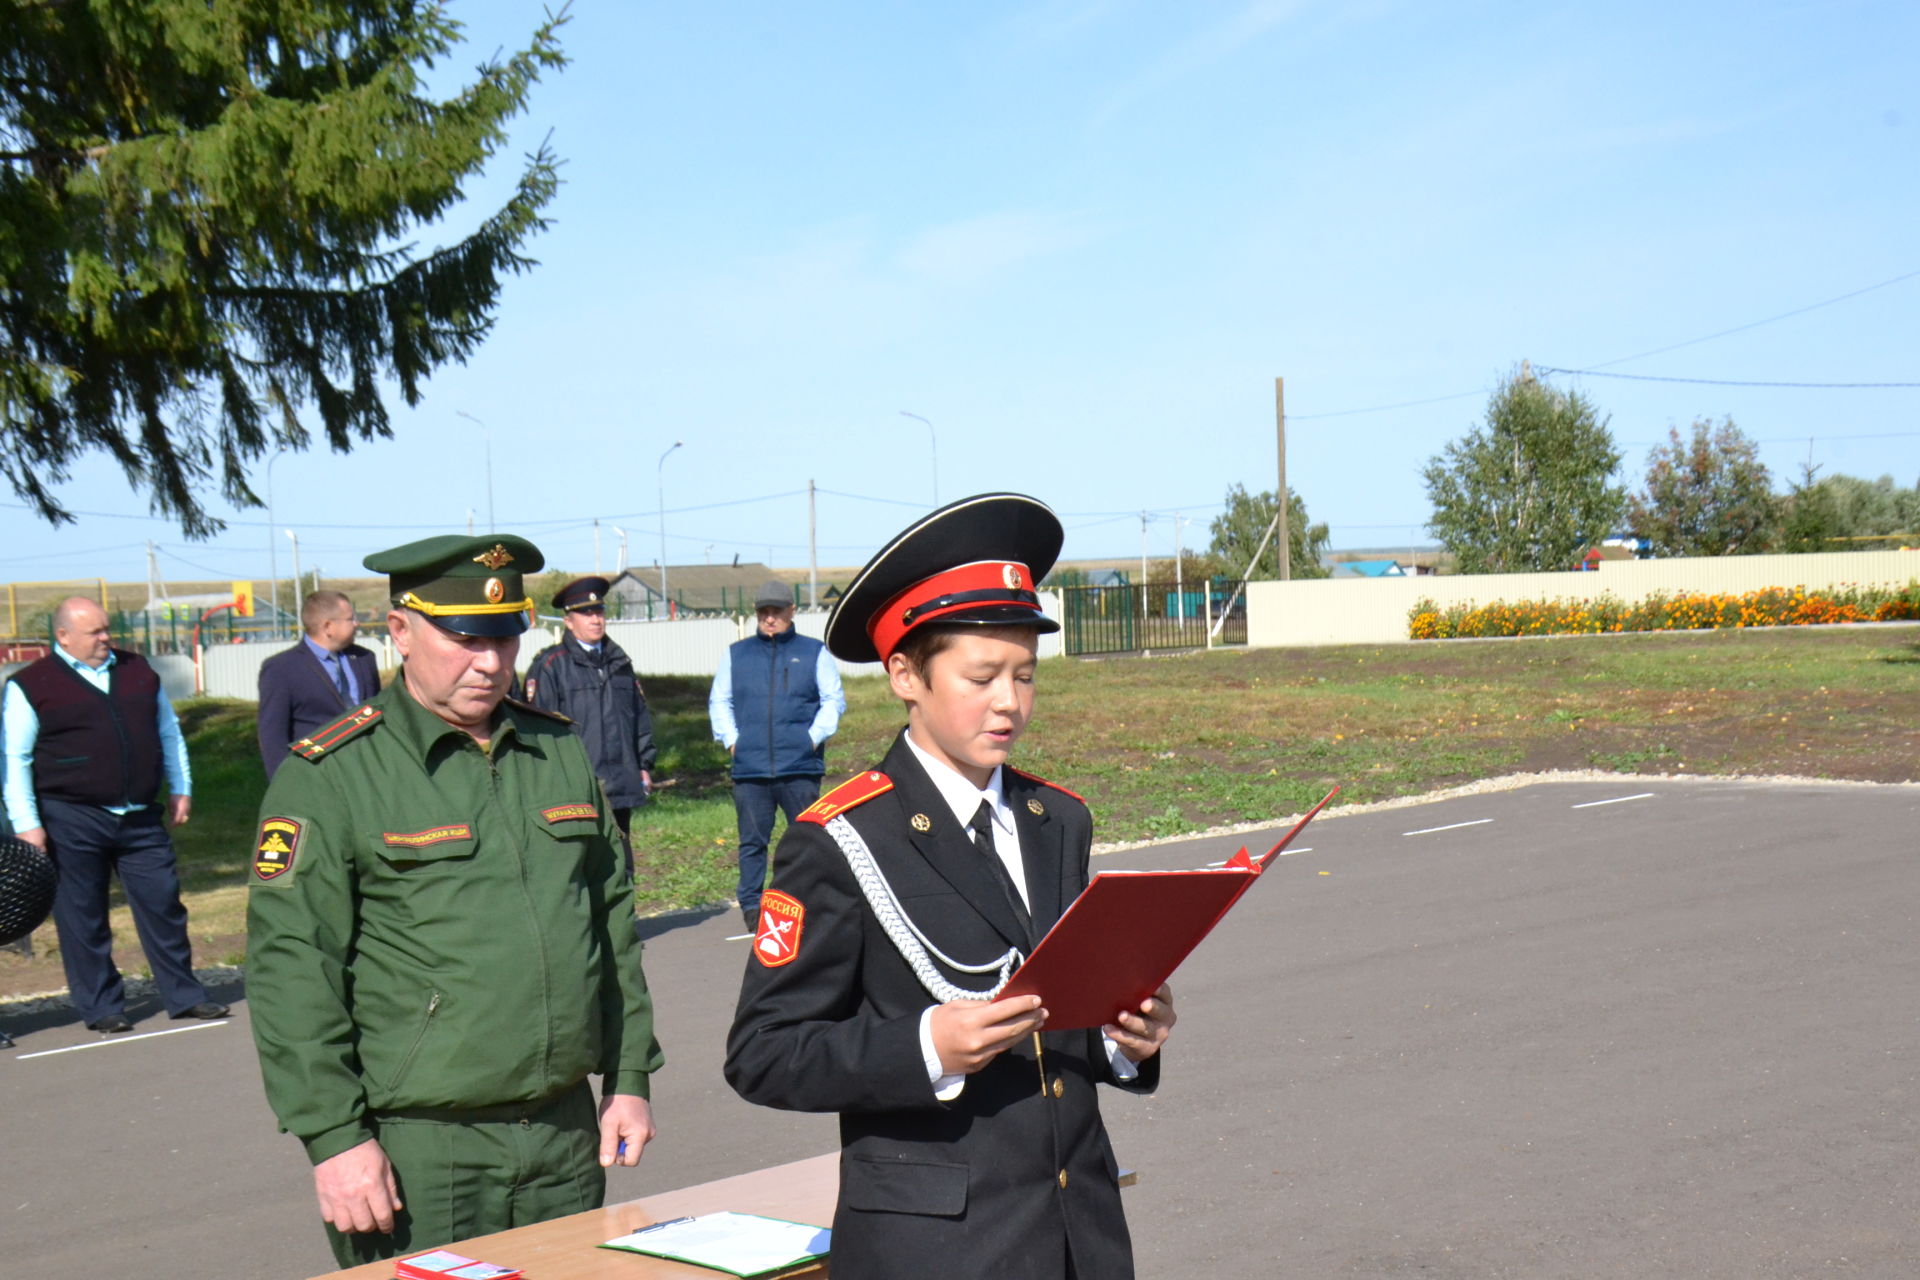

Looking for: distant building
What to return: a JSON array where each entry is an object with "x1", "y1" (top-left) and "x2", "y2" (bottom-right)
[
  {"x1": 605, "y1": 563, "x2": 834, "y2": 616},
  {"x1": 1330, "y1": 559, "x2": 1416, "y2": 579}
]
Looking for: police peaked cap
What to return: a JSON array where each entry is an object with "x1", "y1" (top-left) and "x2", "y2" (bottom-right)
[
  {"x1": 824, "y1": 492, "x2": 1063, "y2": 664},
  {"x1": 365, "y1": 534, "x2": 544, "y2": 637},
  {"x1": 554, "y1": 576, "x2": 611, "y2": 612}
]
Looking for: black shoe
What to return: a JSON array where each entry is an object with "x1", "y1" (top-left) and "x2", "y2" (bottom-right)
[
  {"x1": 742, "y1": 907, "x2": 760, "y2": 932},
  {"x1": 86, "y1": 1014, "x2": 134, "y2": 1034},
  {"x1": 170, "y1": 1001, "x2": 230, "y2": 1020}
]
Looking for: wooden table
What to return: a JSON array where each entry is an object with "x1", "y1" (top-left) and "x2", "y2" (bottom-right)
[{"x1": 313, "y1": 1153, "x2": 839, "y2": 1280}]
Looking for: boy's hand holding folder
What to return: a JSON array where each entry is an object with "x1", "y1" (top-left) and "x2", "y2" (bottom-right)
[{"x1": 995, "y1": 788, "x2": 1338, "y2": 1030}]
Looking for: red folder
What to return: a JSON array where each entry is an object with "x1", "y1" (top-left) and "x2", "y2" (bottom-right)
[{"x1": 996, "y1": 787, "x2": 1338, "y2": 1030}]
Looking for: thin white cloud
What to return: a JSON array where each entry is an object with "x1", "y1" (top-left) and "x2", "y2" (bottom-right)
[
  {"x1": 1095, "y1": 0, "x2": 1314, "y2": 124},
  {"x1": 895, "y1": 209, "x2": 1096, "y2": 285}
]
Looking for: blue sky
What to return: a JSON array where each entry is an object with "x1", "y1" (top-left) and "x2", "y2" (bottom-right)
[{"x1": 7, "y1": 0, "x2": 1917, "y2": 588}]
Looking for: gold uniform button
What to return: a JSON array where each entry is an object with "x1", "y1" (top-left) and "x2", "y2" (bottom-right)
[
  {"x1": 1051, "y1": 1078, "x2": 1064, "y2": 1099},
  {"x1": 1057, "y1": 1169, "x2": 1069, "y2": 1189}
]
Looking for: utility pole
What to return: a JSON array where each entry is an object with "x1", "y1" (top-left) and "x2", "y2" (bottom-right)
[
  {"x1": 1138, "y1": 511, "x2": 1149, "y2": 622},
  {"x1": 613, "y1": 527, "x2": 628, "y2": 574},
  {"x1": 1275, "y1": 377, "x2": 1291, "y2": 580},
  {"x1": 808, "y1": 479, "x2": 820, "y2": 609},
  {"x1": 286, "y1": 530, "x2": 302, "y2": 606},
  {"x1": 1173, "y1": 513, "x2": 1187, "y2": 619},
  {"x1": 593, "y1": 518, "x2": 602, "y2": 574}
]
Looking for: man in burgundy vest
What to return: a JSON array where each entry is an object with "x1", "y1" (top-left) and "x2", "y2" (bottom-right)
[{"x1": 2, "y1": 596, "x2": 225, "y2": 1032}]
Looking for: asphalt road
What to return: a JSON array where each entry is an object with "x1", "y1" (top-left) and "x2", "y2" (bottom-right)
[{"x1": 4, "y1": 778, "x2": 1915, "y2": 1278}]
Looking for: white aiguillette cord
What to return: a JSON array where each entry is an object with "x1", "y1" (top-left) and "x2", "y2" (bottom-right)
[{"x1": 823, "y1": 814, "x2": 1023, "y2": 1003}]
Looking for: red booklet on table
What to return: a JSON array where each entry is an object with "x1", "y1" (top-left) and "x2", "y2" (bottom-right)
[{"x1": 996, "y1": 787, "x2": 1338, "y2": 1030}]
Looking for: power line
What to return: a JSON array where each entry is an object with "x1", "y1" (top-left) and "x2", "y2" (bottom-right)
[
  {"x1": 1582, "y1": 266, "x2": 1920, "y2": 370},
  {"x1": 1287, "y1": 264, "x2": 1920, "y2": 420},
  {"x1": 1537, "y1": 367, "x2": 1920, "y2": 389}
]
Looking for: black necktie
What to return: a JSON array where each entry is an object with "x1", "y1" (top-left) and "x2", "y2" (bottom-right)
[
  {"x1": 970, "y1": 799, "x2": 1032, "y2": 942},
  {"x1": 332, "y1": 658, "x2": 351, "y2": 699}
]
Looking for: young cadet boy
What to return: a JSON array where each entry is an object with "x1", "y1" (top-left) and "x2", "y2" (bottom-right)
[{"x1": 726, "y1": 493, "x2": 1175, "y2": 1280}]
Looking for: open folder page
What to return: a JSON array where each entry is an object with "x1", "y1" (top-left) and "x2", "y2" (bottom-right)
[
  {"x1": 602, "y1": 1211, "x2": 831, "y2": 1277},
  {"x1": 995, "y1": 787, "x2": 1338, "y2": 1030}
]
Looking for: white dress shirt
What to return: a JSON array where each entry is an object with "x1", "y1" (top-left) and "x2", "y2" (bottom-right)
[{"x1": 900, "y1": 731, "x2": 1136, "y2": 1099}]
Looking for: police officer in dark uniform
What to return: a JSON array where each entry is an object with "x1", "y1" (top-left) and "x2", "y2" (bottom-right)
[
  {"x1": 523, "y1": 576, "x2": 655, "y2": 842},
  {"x1": 725, "y1": 494, "x2": 1175, "y2": 1280},
  {"x1": 246, "y1": 537, "x2": 663, "y2": 1269}
]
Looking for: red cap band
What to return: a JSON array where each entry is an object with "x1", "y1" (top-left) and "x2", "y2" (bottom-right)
[{"x1": 868, "y1": 560, "x2": 1039, "y2": 662}]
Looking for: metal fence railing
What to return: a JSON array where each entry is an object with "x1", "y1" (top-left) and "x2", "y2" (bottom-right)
[{"x1": 1058, "y1": 581, "x2": 1247, "y2": 656}]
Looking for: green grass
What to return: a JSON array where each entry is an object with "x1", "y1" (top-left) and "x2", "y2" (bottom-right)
[{"x1": 48, "y1": 624, "x2": 1920, "y2": 966}]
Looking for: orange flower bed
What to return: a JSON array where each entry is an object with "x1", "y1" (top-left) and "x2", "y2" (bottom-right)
[{"x1": 1409, "y1": 581, "x2": 1920, "y2": 640}]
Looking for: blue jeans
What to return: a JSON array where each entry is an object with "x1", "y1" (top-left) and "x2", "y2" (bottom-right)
[{"x1": 731, "y1": 776, "x2": 821, "y2": 915}]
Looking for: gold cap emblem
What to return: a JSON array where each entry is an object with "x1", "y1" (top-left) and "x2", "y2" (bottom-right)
[
  {"x1": 1027, "y1": 798, "x2": 1044, "y2": 815},
  {"x1": 473, "y1": 544, "x2": 514, "y2": 570},
  {"x1": 910, "y1": 813, "x2": 932, "y2": 833},
  {"x1": 484, "y1": 577, "x2": 506, "y2": 603}
]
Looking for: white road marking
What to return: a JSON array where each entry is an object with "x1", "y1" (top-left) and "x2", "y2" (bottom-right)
[
  {"x1": 16, "y1": 1020, "x2": 227, "y2": 1060},
  {"x1": 1207, "y1": 847, "x2": 1312, "y2": 867},
  {"x1": 1403, "y1": 819, "x2": 1493, "y2": 837},
  {"x1": 1571, "y1": 792, "x2": 1656, "y2": 809}
]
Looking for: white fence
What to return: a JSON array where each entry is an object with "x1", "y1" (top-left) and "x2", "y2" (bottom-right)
[
  {"x1": 192, "y1": 592, "x2": 1065, "y2": 700},
  {"x1": 1246, "y1": 548, "x2": 1920, "y2": 648}
]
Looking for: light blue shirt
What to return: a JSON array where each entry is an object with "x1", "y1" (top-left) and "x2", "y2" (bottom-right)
[
  {"x1": 3, "y1": 647, "x2": 191, "y2": 832},
  {"x1": 709, "y1": 638, "x2": 846, "y2": 749},
  {"x1": 302, "y1": 634, "x2": 360, "y2": 704}
]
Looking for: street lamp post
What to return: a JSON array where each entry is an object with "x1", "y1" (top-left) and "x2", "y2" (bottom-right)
[
  {"x1": 899, "y1": 411, "x2": 936, "y2": 505},
  {"x1": 266, "y1": 449, "x2": 286, "y2": 637},
  {"x1": 455, "y1": 410, "x2": 494, "y2": 532},
  {"x1": 657, "y1": 441, "x2": 683, "y2": 615}
]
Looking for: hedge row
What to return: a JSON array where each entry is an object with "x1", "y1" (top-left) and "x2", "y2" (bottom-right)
[{"x1": 1408, "y1": 582, "x2": 1920, "y2": 640}]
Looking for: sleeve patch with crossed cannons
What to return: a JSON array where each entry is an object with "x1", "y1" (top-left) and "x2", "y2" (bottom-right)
[{"x1": 752, "y1": 890, "x2": 806, "y2": 967}]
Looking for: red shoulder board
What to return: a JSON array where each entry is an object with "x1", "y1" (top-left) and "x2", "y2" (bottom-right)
[
  {"x1": 1007, "y1": 766, "x2": 1086, "y2": 805},
  {"x1": 289, "y1": 705, "x2": 382, "y2": 761},
  {"x1": 797, "y1": 771, "x2": 895, "y2": 825}
]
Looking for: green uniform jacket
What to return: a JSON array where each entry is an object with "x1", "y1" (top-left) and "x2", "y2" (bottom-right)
[{"x1": 246, "y1": 674, "x2": 663, "y2": 1165}]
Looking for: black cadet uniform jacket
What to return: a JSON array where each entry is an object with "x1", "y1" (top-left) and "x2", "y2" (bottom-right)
[
  {"x1": 523, "y1": 635, "x2": 655, "y2": 809},
  {"x1": 725, "y1": 732, "x2": 1158, "y2": 1280}
]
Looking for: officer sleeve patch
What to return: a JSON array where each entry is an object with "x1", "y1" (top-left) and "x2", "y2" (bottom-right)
[
  {"x1": 253, "y1": 817, "x2": 303, "y2": 886},
  {"x1": 752, "y1": 890, "x2": 805, "y2": 967},
  {"x1": 541, "y1": 803, "x2": 598, "y2": 824}
]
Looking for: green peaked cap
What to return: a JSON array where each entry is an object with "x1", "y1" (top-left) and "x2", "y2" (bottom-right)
[{"x1": 364, "y1": 534, "x2": 545, "y2": 637}]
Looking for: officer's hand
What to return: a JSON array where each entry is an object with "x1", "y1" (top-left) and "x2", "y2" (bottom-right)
[
  {"x1": 17, "y1": 826, "x2": 45, "y2": 851},
  {"x1": 1104, "y1": 983, "x2": 1176, "y2": 1063},
  {"x1": 313, "y1": 1138, "x2": 402, "y2": 1235},
  {"x1": 166, "y1": 794, "x2": 191, "y2": 828},
  {"x1": 931, "y1": 995, "x2": 1046, "y2": 1075},
  {"x1": 598, "y1": 1093, "x2": 655, "y2": 1168}
]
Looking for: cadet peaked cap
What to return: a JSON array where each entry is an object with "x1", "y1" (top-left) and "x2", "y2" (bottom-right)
[
  {"x1": 365, "y1": 534, "x2": 544, "y2": 637},
  {"x1": 554, "y1": 576, "x2": 611, "y2": 612},
  {"x1": 754, "y1": 579, "x2": 795, "y2": 610},
  {"x1": 824, "y1": 492, "x2": 1063, "y2": 664}
]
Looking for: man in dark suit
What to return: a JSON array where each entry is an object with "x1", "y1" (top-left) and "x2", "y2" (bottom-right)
[{"x1": 256, "y1": 590, "x2": 381, "y2": 779}]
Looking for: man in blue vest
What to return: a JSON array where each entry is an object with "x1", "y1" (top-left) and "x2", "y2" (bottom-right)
[
  {"x1": 709, "y1": 580, "x2": 846, "y2": 930},
  {"x1": 2, "y1": 596, "x2": 225, "y2": 1032}
]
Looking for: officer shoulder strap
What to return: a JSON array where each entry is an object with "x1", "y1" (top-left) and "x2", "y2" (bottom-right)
[{"x1": 288, "y1": 704, "x2": 382, "y2": 763}]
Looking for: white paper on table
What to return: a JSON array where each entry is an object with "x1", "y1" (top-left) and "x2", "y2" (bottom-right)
[{"x1": 603, "y1": 1210, "x2": 831, "y2": 1275}]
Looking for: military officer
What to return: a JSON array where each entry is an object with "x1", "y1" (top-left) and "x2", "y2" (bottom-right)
[
  {"x1": 245, "y1": 535, "x2": 664, "y2": 1269},
  {"x1": 724, "y1": 494, "x2": 1175, "y2": 1280}
]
